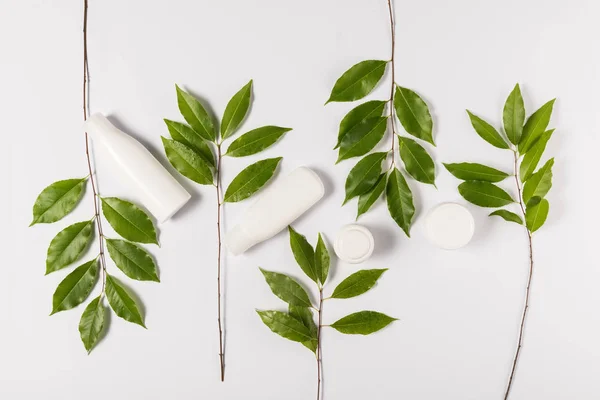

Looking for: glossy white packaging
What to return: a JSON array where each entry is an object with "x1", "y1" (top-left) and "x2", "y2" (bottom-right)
[
  {"x1": 83, "y1": 113, "x2": 191, "y2": 223},
  {"x1": 225, "y1": 167, "x2": 325, "y2": 255}
]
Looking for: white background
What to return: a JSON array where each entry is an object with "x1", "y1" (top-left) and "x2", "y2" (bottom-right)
[{"x1": 1, "y1": 0, "x2": 599, "y2": 399}]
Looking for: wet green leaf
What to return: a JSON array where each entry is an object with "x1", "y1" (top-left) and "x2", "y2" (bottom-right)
[
  {"x1": 314, "y1": 233, "x2": 330, "y2": 285},
  {"x1": 357, "y1": 174, "x2": 386, "y2": 219},
  {"x1": 79, "y1": 296, "x2": 105, "y2": 353},
  {"x1": 46, "y1": 220, "x2": 94, "y2": 274},
  {"x1": 176, "y1": 85, "x2": 215, "y2": 142},
  {"x1": 489, "y1": 210, "x2": 523, "y2": 225},
  {"x1": 289, "y1": 305, "x2": 318, "y2": 352},
  {"x1": 101, "y1": 198, "x2": 158, "y2": 245},
  {"x1": 458, "y1": 181, "x2": 514, "y2": 207},
  {"x1": 503, "y1": 84, "x2": 525, "y2": 145},
  {"x1": 398, "y1": 136, "x2": 435, "y2": 185},
  {"x1": 523, "y1": 158, "x2": 553, "y2": 206},
  {"x1": 106, "y1": 239, "x2": 159, "y2": 282},
  {"x1": 394, "y1": 87, "x2": 434, "y2": 145},
  {"x1": 467, "y1": 111, "x2": 509, "y2": 149},
  {"x1": 386, "y1": 169, "x2": 415, "y2": 237},
  {"x1": 288, "y1": 226, "x2": 317, "y2": 283},
  {"x1": 51, "y1": 259, "x2": 98, "y2": 314},
  {"x1": 221, "y1": 80, "x2": 253, "y2": 139},
  {"x1": 344, "y1": 152, "x2": 386, "y2": 204},
  {"x1": 257, "y1": 310, "x2": 313, "y2": 343},
  {"x1": 223, "y1": 157, "x2": 281, "y2": 202},
  {"x1": 225, "y1": 126, "x2": 291, "y2": 157},
  {"x1": 519, "y1": 99, "x2": 555, "y2": 154},
  {"x1": 105, "y1": 274, "x2": 145, "y2": 328},
  {"x1": 162, "y1": 136, "x2": 213, "y2": 185},
  {"x1": 526, "y1": 199, "x2": 549, "y2": 232},
  {"x1": 443, "y1": 162, "x2": 509, "y2": 182},
  {"x1": 331, "y1": 311, "x2": 397, "y2": 335},
  {"x1": 337, "y1": 117, "x2": 387, "y2": 163},
  {"x1": 520, "y1": 130, "x2": 554, "y2": 182},
  {"x1": 336, "y1": 100, "x2": 387, "y2": 149},
  {"x1": 31, "y1": 178, "x2": 87, "y2": 225},
  {"x1": 327, "y1": 60, "x2": 388, "y2": 103},
  {"x1": 164, "y1": 119, "x2": 215, "y2": 168},
  {"x1": 259, "y1": 268, "x2": 312, "y2": 308},
  {"x1": 331, "y1": 269, "x2": 387, "y2": 299}
]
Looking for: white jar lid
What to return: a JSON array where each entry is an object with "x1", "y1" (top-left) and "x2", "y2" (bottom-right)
[
  {"x1": 425, "y1": 203, "x2": 475, "y2": 250},
  {"x1": 334, "y1": 224, "x2": 374, "y2": 264}
]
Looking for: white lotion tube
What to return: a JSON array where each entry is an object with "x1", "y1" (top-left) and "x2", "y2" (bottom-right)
[
  {"x1": 225, "y1": 167, "x2": 325, "y2": 255},
  {"x1": 83, "y1": 113, "x2": 191, "y2": 223}
]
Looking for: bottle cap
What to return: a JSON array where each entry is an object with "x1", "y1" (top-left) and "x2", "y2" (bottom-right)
[
  {"x1": 224, "y1": 224, "x2": 254, "y2": 256},
  {"x1": 334, "y1": 224, "x2": 374, "y2": 264},
  {"x1": 425, "y1": 203, "x2": 474, "y2": 250}
]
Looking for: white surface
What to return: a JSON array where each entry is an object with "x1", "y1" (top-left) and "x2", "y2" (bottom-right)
[
  {"x1": 225, "y1": 167, "x2": 324, "y2": 255},
  {"x1": 84, "y1": 113, "x2": 191, "y2": 223},
  {"x1": 1, "y1": 1, "x2": 599, "y2": 399},
  {"x1": 425, "y1": 203, "x2": 475, "y2": 250},
  {"x1": 334, "y1": 224, "x2": 375, "y2": 263}
]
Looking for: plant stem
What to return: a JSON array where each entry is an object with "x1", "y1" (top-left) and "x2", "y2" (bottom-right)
[
  {"x1": 215, "y1": 142, "x2": 225, "y2": 381},
  {"x1": 387, "y1": 0, "x2": 397, "y2": 170},
  {"x1": 316, "y1": 287, "x2": 324, "y2": 400},
  {"x1": 504, "y1": 150, "x2": 535, "y2": 399},
  {"x1": 82, "y1": 0, "x2": 108, "y2": 295}
]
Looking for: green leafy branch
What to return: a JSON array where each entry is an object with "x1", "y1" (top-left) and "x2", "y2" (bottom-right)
[
  {"x1": 325, "y1": 0, "x2": 435, "y2": 236},
  {"x1": 162, "y1": 81, "x2": 291, "y2": 381},
  {"x1": 257, "y1": 227, "x2": 396, "y2": 400},
  {"x1": 444, "y1": 84, "x2": 556, "y2": 400}
]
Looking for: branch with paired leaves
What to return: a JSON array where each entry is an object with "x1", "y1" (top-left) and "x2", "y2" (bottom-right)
[
  {"x1": 444, "y1": 84, "x2": 556, "y2": 400},
  {"x1": 325, "y1": 0, "x2": 435, "y2": 236},
  {"x1": 257, "y1": 226, "x2": 396, "y2": 400},
  {"x1": 162, "y1": 81, "x2": 291, "y2": 381}
]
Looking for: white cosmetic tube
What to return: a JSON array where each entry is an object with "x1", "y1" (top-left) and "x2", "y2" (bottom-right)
[
  {"x1": 225, "y1": 167, "x2": 325, "y2": 255},
  {"x1": 83, "y1": 113, "x2": 191, "y2": 223}
]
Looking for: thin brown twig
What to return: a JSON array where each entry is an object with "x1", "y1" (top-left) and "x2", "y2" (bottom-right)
[
  {"x1": 387, "y1": 0, "x2": 397, "y2": 169},
  {"x1": 215, "y1": 142, "x2": 225, "y2": 381},
  {"x1": 316, "y1": 288, "x2": 324, "y2": 400},
  {"x1": 82, "y1": 0, "x2": 108, "y2": 294},
  {"x1": 504, "y1": 150, "x2": 535, "y2": 399}
]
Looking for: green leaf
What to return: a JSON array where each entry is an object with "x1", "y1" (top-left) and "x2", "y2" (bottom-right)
[
  {"x1": 520, "y1": 130, "x2": 554, "y2": 182},
  {"x1": 394, "y1": 87, "x2": 434, "y2": 145},
  {"x1": 326, "y1": 60, "x2": 388, "y2": 103},
  {"x1": 357, "y1": 174, "x2": 386, "y2": 219},
  {"x1": 386, "y1": 169, "x2": 415, "y2": 237},
  {"x1": 31, "y1": 178, "x2": 87, "y2": 226},
  {"x1": 79, "y1": 296, "x2": 105, "y2": 353},
  {"x1": 46, "y1": 220, "x2": 94, "y2": 274},
  {"x1": 314, "y1": 233, "x2": 330, "y2": 285},
  {"x1": 443, "y1": 162, "x2": 509, "y2": 182},
  {"x1": 330, "y1": 311, "x2": 397, "y2": 335},
  {"x1": 337, "y1": 117, "x2": 388, "y2": 163},
  {"x1": 526, "y1": 199, "x2": 549, "y2": 233},
  {"x1": 51, "y1": 259, "x2": 98, "y2": 314},
  {"x1": 288, "y1": 226, "x2": 318, "y2": 283},
  {"x1": 466, "y1": 111, "x2": 509, "y2": 149},
  {"x1": 101, "y1": 198, "x2": 158, "y2": 245},
  {"x1": 223, "y1": 157, "x2": 282, "y2": 203},
  {"x1": 106, "y1": 239, "x2": 159, "y2": 282},
  {"x1": 344, "y1": 152, "x2": 386, "y2": 204},
  {"x1": 289, "y1": 305, "x2": 318, "y2": 352},
  {"x1": 225, "y1": 126, "x2": 291, "y2": 157},
  {"x1": 398, "y1": 136, "x2": 436, "y2": 185},
  {"x1": 105, "y1": 274, "x2": 145, "y2": 328},
  {"x1": 257, "y1": 310, "x2": 314, "y2": 343},
  {"x1": 336, "y1": 100, "x2": 387, "y2": 149},
  {"x1": 221, "y1": 80, "x2": 253, "y2": 139},
  {"x1": 503, "y1": 84, "x2": 525, "y2": 145},
  {"x1": 259, "y1": 268, "x2": 313, "y2": 307},
  {"x1": 523, "y1": 158, "x2": 554, "y2": 206},
  {"x1": 164, "y1": 119, "x2": 215, "y2": 168},
  {"x1": 175, "y1": 85, "x2": 216, "y2": 142},
  {"x1": 162, "y1": 137, "x2": 214, "y2": 185},
  {"x1": 458, "y1": 181, "x2": 514, "y2": 208},
  {"x1": 489, "y1": 210, "x2": 523, "y2": 225},
  {"x1": 330, "y1": 269, "x2": 387, "y2": 299},
  {"x1": 519, "y1": 99, "x2": 555, "y2": 154}
]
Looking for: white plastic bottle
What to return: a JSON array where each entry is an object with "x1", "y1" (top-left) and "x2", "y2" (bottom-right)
[
  {"x1": 225, "y1": 167, "x2": 325, "y2": 255},
  {"x1": 83, "y1": 113, "x2": 191, "y2": 223}
]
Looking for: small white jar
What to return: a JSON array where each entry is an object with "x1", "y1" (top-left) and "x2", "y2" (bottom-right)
[
  {"x1": 334, "y1": 224, "x2": 375, "y2": 264},
  {"x1": 425, "y1": 203, "x2": 475, "y2": 250}
]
